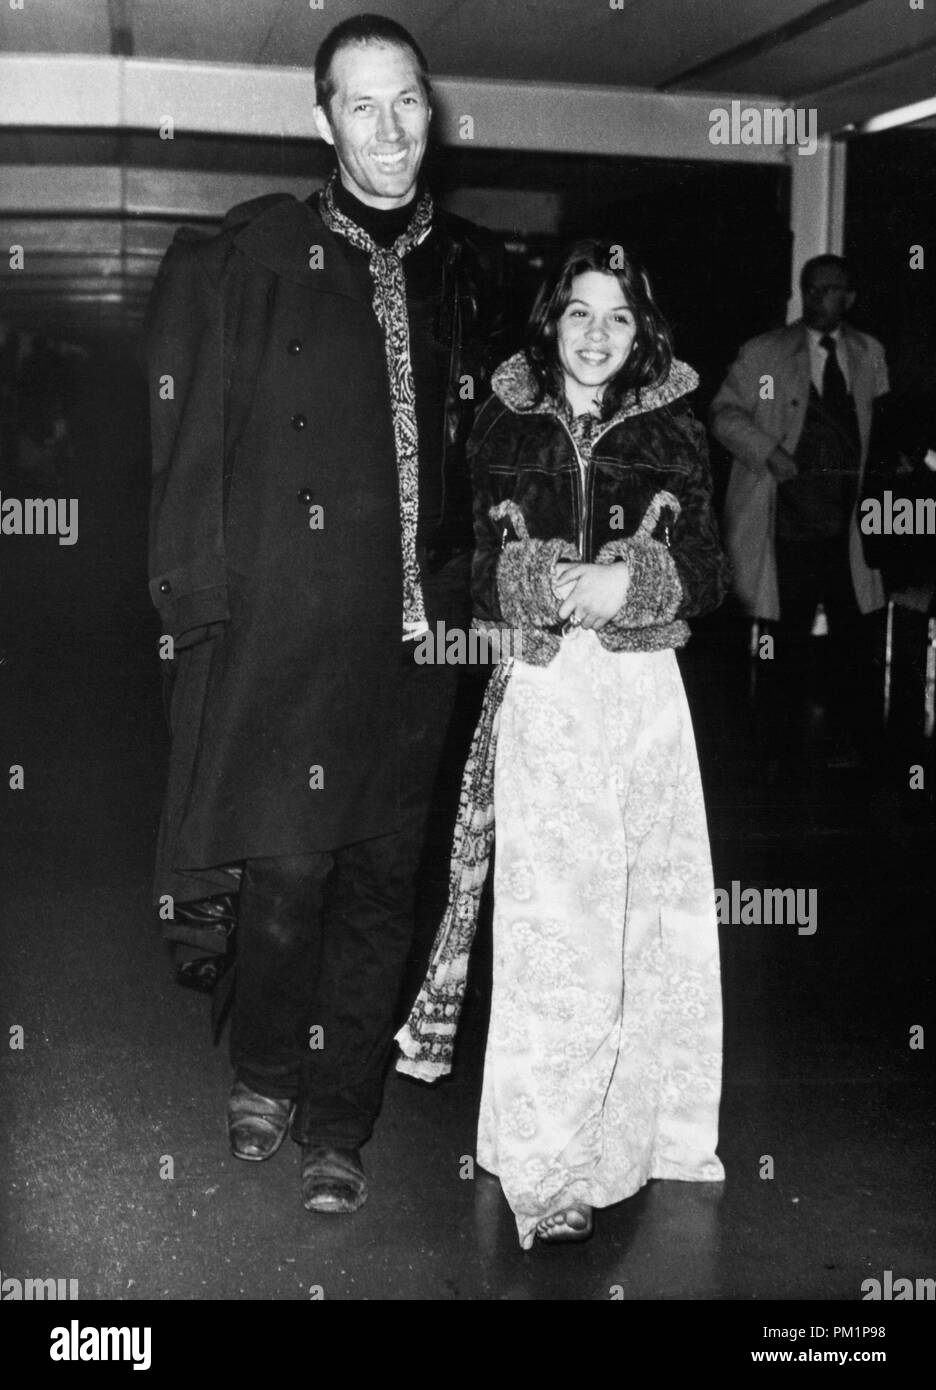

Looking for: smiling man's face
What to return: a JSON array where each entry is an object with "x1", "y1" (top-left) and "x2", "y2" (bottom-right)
[{"x1": 314, "y1": 40, "x2": 430, "y2": 209}]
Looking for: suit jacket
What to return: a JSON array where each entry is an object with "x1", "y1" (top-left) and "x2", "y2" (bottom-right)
[{"x1": 710, "y1": 321, "x2": 889, "y2": 619}]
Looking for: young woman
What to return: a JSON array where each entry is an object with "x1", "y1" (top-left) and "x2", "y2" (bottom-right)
[{"x1": 397, "y1": 239, "x2": 728, "y2": 1248}]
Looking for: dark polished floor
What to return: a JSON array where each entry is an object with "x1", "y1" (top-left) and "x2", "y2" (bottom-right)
[{"x1": 1, "y1": 344, "x2": 933, "y2": 1307}]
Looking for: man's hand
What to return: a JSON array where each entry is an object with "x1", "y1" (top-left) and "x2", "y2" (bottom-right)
[
  {"x1": 766, "y1": 446, "x2": 798, "y2": 483},
  {"x1": 553, "y1": 561, "x2": 630, "y2": 630}
]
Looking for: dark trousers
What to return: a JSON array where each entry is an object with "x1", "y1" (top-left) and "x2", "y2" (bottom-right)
[
  {"x1": 773, "y1": 529, "x2": 878, "y2": 738},
  {"x1": 229, "y1": 658, "x2": 459, "y2": 1148}
]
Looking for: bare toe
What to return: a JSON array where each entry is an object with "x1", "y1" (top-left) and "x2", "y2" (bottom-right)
[{"x1": 536, "y1": 1204, "x2": 593, "y2": 1243}]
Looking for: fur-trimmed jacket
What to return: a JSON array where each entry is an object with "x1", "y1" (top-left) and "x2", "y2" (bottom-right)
[{"x1": 469, "y1": 352, "x2": 730, "y2": 664}]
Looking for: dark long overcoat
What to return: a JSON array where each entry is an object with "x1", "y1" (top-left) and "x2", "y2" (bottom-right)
[{"x1": 146, "y1": 193, "x2": 495, "y2": 905}]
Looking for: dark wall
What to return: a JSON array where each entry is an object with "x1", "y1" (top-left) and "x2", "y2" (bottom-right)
[{"x1": 845, "y1": 128, "x2": 936, "y2": 405}]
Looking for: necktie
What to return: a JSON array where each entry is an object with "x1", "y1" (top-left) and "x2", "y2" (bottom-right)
[
  {"x1": 820, "y1": 334, "x2": 858, "y2": 443},
  {"x1": 820, "y1": 334, "x2": 847, "y2": 406}
]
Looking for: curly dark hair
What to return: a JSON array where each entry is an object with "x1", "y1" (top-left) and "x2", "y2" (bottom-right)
[{"x1": 525, "y1": 239, "x2": 674, "y2": 420}]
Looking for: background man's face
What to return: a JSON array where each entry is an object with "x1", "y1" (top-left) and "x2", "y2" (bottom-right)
[
  {"x1": 802, "y1": 266, "x2": 855, "y2": 332},
  {"x1": 314, "y1": 41, "x2": 430, "y2": 209}
]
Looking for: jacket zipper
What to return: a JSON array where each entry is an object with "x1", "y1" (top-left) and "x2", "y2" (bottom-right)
[
  {"x1": 558, "y1": 414, "x2": 622, "y2": 561},
  {"x1": 556, "y1": 415, "x2": 587, "y2": 559},
  {"x1": 555, "y1": 415, "x2": 673, "y2": 558}
]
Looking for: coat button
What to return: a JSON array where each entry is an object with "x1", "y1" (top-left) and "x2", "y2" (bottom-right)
[
  {"x1": 159, "y1": 580, "x2": 172, "y2": 594},
  {"x1": 291, "y1": 413, "x2": 307, "y2": 430},
  {"x1": 287, "y1": 339, "x2": 302, "y2": 355},
  {"x1": 297, "y1": 489, "x2": 313, "y2": 505}
]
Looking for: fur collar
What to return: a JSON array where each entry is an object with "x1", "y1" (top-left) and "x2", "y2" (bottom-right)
[{"x1": 491, "y1": 351, "x2": 699, "y2": 423}]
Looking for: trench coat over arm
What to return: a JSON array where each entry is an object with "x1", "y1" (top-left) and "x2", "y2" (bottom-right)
[
  {"x1": 710, "y1": 321, "x2": 890, "y2": 621},
  {"x1": 146, "y1": 194, "x2": 420, "y2": 907}
]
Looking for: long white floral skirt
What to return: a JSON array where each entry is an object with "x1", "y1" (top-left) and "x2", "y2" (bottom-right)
[{"x1": 477, "y1": 630, "x2": 725, "y2": 1249}]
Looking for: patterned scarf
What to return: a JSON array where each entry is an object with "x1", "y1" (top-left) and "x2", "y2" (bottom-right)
[
  {"x1": 394, "y1": 487, "x2": 682, "y2": 1080},
  {"x1": 319, "y1": 175, "x2": 433, "y2": 631},
  {"x1": 395, "y1": 658, "x2": 512, "y2": 1080}
]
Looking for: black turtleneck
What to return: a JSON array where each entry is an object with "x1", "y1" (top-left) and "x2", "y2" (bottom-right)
[
  {"x1": 326, "y1": 177, "x2": 450, "y2": 575},
  {"x1": 331, "y1": 177, "x2": 420, "y2": 249}
]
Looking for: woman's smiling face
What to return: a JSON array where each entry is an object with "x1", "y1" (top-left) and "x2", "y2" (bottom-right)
[{"x1": 556, "y1": 270, "x2": 636, "y2": 415}]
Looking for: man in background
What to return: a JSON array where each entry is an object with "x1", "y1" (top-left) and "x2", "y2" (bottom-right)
[{"x1": 711, "y1": 254, "x2": 890, "y2": 760}]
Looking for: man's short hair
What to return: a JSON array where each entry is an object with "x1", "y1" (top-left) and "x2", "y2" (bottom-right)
[
  {"x1": 800, "y1": 254, "x2": 851, "y2": 294},
  {"x1": 314, "y1": 14, "x2": 432, "y2": 114}
]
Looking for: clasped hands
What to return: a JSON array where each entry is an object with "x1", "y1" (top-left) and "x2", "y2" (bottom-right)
[{"x1": 552, "y1": 558, "x2": 630, "y2": 631}]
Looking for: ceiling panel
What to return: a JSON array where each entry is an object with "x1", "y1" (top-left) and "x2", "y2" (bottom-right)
[
  {"x1": 0, "y1": 218, "x2": 124, "y2": 254},
  {"x1": 1, "y1": 0, "x2": 932, "y2": 337},
  {"x1": 0, "y1": 0, "x2": 876, "y2": 91},
  {"x1": 123, "y1": 221, "x2": 180, "y2": 256},
  {"x1": 0, "y1": 165, "x2": 121, "y2": 212},
  {"x1": 1, "y1": 0, "x2": 930, "y2": 115},
  {"x1": 0, "y1": 255, "x2": 157, "y2": 279},
  {"x1": 801, "y1": 45, "x2": 936, "y2": 129},
  {"x1": 128, "y1": 0, "x2": 286, "y2": 65},
  {"x1": 0, "y1": 0, "x2": 110, "y2": 52},
  {"x1": 708, "y1": 3, "x2": 936, "y2": 98},
  {"x1": 258, "y1": 0, "x2": 822, "y2": 88}
]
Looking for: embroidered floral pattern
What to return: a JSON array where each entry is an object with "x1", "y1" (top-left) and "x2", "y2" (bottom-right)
[
  {"x1": 477, "y1": 632, "x2": 725, "y2": 1248},
  {"x1": 395, "y1": 661, "x2": 511, "y2": 1079}
]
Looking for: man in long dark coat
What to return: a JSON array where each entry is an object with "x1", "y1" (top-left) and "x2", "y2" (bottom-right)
[{"x1": 145, "y1": 14, "x2": 505, "y2": 1212}]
